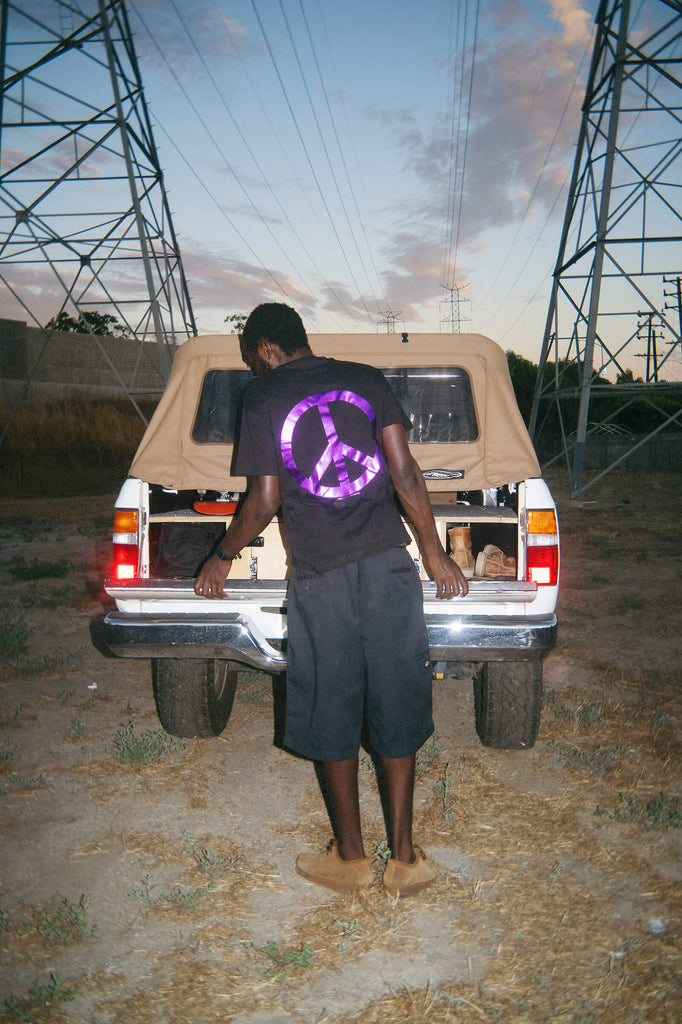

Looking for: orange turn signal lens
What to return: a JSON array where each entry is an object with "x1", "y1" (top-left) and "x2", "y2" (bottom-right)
[
  {"x1": 113, "y1": 509, "x2": 138, "y2": 533},
  {"x1": 527, "y1": 509, "x2": 557, "y2": 535}
]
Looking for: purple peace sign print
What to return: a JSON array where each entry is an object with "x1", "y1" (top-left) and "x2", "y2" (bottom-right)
[{"x1": 280, "y1": 389, "x2": 383, "y2": 500}]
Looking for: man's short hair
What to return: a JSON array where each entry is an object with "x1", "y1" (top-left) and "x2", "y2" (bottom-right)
[{"x1": 241, "y1": 303, "x2": 309, "y2": 356}]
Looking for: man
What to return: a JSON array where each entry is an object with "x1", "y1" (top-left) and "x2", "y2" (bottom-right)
[{"x1": 195, "y1": 303, "x2": 468, "y2": 896}]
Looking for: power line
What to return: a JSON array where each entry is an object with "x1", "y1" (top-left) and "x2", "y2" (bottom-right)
[
  {"x1": 131, "y1": 0, "x2": 333, "y2": 322},
  {"x1": 250, "y1": 0, "x2": 374, "y2": 323},
  {"x1": 298, "y1": 0, "x2": 387, "y2": 312}
]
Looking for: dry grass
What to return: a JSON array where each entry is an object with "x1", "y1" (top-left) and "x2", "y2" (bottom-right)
[
  {"x1": 0, "y1": 397, "x2": 152, "y2": 460},
  {"x1": 0, "y1": 470, "x2": 680, "y2": 1023}
]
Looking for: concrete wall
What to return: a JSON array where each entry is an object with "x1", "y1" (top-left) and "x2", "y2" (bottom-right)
[{"x1": 0, "y1": 318, "x2": 168, "y2": 400}]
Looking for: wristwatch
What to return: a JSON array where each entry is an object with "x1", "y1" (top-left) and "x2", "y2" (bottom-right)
[{"x1": 215, "y1": 547, "x2": 241, "y2": 562}]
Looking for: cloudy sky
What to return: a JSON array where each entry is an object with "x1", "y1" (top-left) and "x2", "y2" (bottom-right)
[
  {"x1": 3, "y1": 0, "x2": 603, "y2": 363},
  {"x1": 124, "y1": 0, "x2": 597, "y2": 360}
]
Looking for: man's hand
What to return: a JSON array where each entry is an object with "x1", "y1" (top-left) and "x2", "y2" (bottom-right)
[
  {"x1": 427, "y1": 548, "x2": 469, "y2": 599},
  {"x1": 193, "y1": 475, "x2": 281, "y2": 601},
  {"x1": 382, "y1": 423, "x2": 469, "y2": 599},
  {"x1": 194, "y1": 553, "x2": 231, "y2": 599}
]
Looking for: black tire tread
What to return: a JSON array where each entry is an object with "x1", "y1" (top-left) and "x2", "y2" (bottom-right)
[
  {"x1": 152, "y1": 659, "x2": 237, "y2": 738},
  {"x1": 474, "y1": 660, "x2": 543, "y2": 749}
]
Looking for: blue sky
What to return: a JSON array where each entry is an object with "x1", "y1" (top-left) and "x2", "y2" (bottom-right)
[
  {"x1": 1, "y1": 0, "x2": 606, "y2": 364},
  {"x1": 122, "y1": 0, "x2": 598, "y2": 360}
]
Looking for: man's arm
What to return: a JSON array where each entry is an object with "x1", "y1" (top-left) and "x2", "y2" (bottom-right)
[
  {"x1": 382, "y1": 423, "x2": 468, "y2": 599},
  {"x1": 194, "y1": 475, "x2": 281, "y2": 599}
]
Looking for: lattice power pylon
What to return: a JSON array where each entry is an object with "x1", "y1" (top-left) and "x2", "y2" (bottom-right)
[
  {"x1": 530, "y1": 0, "x2": 682, "y2": 496},
  {"x1": 0, "y1": 0, "x2": 196, "y2": 420}
]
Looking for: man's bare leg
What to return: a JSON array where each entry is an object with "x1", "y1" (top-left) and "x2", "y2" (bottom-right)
[
  {"x1": 378, "y1": 753, "x2": 416, "y2": 863},
  {"x1": 315, "y1": 756, "x2": 364, "y2": 860}
]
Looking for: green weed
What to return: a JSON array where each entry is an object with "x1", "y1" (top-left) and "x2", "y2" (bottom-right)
[
  {"x1": 19, "y1": 584, "x2": 82, "y2": 609},
  {"x1": 639, "y1": 668, "x2": 681, "y2": 691},
  {"x1": 8, "y1": 558, "x2": 74, "y2": 581},
  {"x1": 433, "y1": 762, "x2": 458, "y2": 820},
  {"x1": 15, "y1": 648, "x2": 85, "y2": 679},
  {"x1": 548, "y1": 741, "x2": 628, "y2": 778},
  {"x1": 181, "y1": 832, "x2": 226, "y2": 872},
  {"x1": 247, "y1": 939, "x2": 314, "y2": 979},
  {"x1": 416, "y1": 735, "x2": 447, "y2": 778},
  {"x1": 328, "y1": 917, "x2": 362, "y2": 949},
  {"x1": 3, "y1": 973, "x2": 77, "y2": 1021},
  {"x1": 0, "y1": 617, "x2": 30, "y2": 660},
  {"x1": 131, "y1": 872, "x2": 213, "y2": 910},
  {"x1": 611, "y1": 594, "x2": 651, "y2": 613},
  {"x1": 33, "y1": 893, "x2": 94, "y2": 944},
  {"x1": 66, "y1": 717, "x2": 86, "y2": 740},
  {"x1": 595, "y1": 791, "x2": 682, "y2": 830},
  {"x1": 9, "y1": 772, "x2": 47, "y2": 791},
  {"x1": 549, "y1": 700, "x2": 602, "y2": 726},
  {"x1": 110, "y1": 721, "x2": 181, "y2": 765},
  {"x1": 372, "y1": 840, "x2": 391, "y2": 865},
  {"x1": 0, "y1": 739, "x2": 16, "y2": 767},
  {"x1": 57, "y1": 689, "x2": 75, "y2": 705}
]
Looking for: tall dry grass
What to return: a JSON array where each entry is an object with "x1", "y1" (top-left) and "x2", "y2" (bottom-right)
[{"x1": 0, "y1": 397, "x2": 157, "y2": 496}]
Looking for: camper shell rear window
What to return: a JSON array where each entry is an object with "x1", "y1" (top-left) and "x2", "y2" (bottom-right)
[
  {"x1": 382, "y1": 367, "x2": 478, "y2": 443},
  {"x1": 191, "y1": 365, "x2": 478, "y2": 445}
]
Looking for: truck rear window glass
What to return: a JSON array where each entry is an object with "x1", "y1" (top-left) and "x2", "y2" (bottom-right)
[
  {"x1": 192, "y1": 369, "x2": 254, "y2": 444},
  {"x1": 382, "y1": 367, "x2": 478, "y2": 442},
  {"x1": 192, "y1": 366, "x2": 478, "y2": 445}
]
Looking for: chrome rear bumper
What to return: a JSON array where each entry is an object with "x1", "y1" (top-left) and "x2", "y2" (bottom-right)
[{"x1": 99, "y1": 608, "x2": 556, "y2": 671}]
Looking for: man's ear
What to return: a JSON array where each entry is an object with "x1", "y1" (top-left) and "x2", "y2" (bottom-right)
[{"x1": 257, "y1": 337, "x2": 272, "y2": 362}]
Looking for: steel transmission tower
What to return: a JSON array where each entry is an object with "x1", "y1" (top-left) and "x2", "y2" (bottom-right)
[
  {"x1": 440, "y1": 283, "x2": 471, "y2": 333},
  {"x1": 0, "y1": 0, "x2": 197, "y2": 418},
  {"x1": 530, "y1": 0, "x2": 682, "y2": 496}
]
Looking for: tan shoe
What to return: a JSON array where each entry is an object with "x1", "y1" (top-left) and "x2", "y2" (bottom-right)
[
  {"x1": 296, "y1": 839, "x2": 373, "y2": 893},
  {"x1": 383, "y1": 846, "x2": 438, "y2": 896},
  {"x1": 474, "y1": 544, "x2": 517, "y2": 578},
  {"x1": 448, "y1": 526, "x2": 475, "y2": 578}
]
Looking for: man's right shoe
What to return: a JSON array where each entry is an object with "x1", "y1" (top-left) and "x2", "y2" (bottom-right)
[
  {"x1": 383, "y1": 846, "x2": 438, "y2": 896},
  {"x1": 296, "y1": 839, "x2": 373, "y2": 894}
]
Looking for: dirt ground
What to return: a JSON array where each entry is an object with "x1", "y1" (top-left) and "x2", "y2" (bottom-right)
[{"x1": 0, "y1": 469, "x2": 680, "y2": 1023}]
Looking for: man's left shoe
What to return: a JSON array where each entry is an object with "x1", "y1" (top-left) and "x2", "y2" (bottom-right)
[
  {"x1": 383, "y1": 846, "x2": 438, "y2": 896},
  {"x1": 296, "y1": 839, "x2": 373, "y2": 893}
]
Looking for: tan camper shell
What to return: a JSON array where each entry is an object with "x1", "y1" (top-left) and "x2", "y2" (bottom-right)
[{"x1": 100, "y1": 332, "x2": 559, "y2": 749}]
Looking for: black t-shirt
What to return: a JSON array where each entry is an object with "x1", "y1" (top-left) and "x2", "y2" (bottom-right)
[{"x1": 235, "y1": 355, "x2": 412, "y2": 572}]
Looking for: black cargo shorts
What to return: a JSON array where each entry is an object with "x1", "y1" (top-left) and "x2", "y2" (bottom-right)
[{"x1": 283, "y1": 546, "x2": 434, "y2": 761}]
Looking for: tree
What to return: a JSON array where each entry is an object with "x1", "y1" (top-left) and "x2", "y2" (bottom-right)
[
  {"x1": 45, "y1": 310, "x2": 130, "y2": 337},
  {"x1": 505, "y1": 350, "x2": 539, "y2": 425},
  {"x1": 224, "y1": 313, "x2": 247, "y2": 334}
]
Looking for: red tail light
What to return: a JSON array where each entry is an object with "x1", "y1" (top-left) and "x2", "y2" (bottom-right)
[
  {"x1": 526, "y1": 544, "x2": 559, "y2": 586},
  {"x1": 112, "y1": 509, "x2": 139, "y2": 581},
  {"x1": 526, "y1": 509, "x2": 559, "y2": 586}
]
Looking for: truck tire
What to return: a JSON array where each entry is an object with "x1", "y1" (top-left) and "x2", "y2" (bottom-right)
[
  {"x1": 473, "y1": 661, "x2": 543, "y2": 749},
  {"x1": 151, "y1": 659, "x2": 238, "y2": 738}
]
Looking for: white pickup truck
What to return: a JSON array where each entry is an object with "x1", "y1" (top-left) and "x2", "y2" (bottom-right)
[{"x1": 99, "y1": 332, "x2": 559, "y2": 749}]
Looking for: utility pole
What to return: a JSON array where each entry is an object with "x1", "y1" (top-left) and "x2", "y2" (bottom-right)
[
  {"x1": 663, "y1": 275, "x2": 682, "y2": 347},
  {"x1": 635, "y1": 313, "x2": 664, "y2": 384}
]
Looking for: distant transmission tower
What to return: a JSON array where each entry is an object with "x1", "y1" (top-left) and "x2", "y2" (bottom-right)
[
  {"x1": 378, "y1": 309, "x2": 403, "y2": 333},
  {"x1": 440, "y1": 283, "x2": 471, "y2": 332},
  {"x1": 530, "y1": 0, "x2": 682, "y2": 496},
  {"x1": 0, "y1": 0, "x2": 196, "y2": 418}
]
